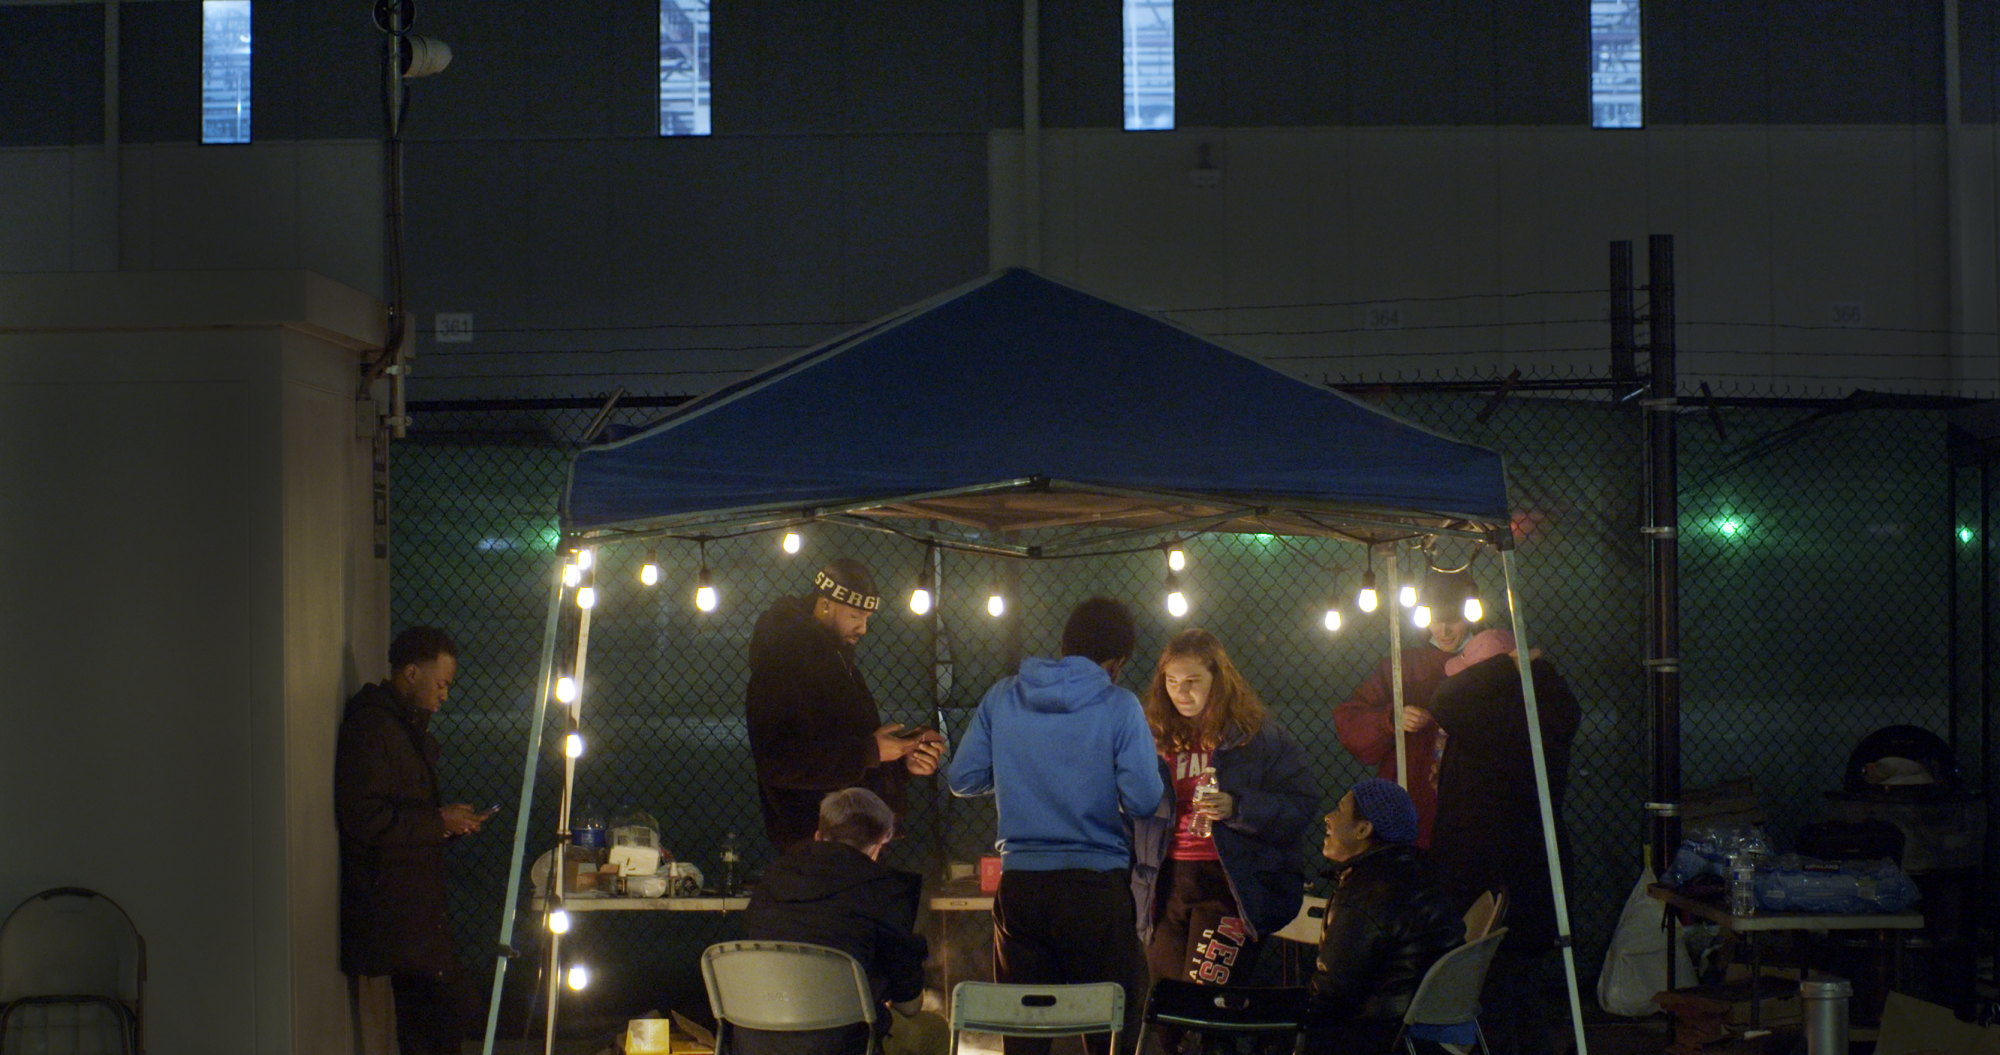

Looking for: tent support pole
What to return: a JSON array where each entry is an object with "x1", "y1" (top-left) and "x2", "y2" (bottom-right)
[
  {"x1": 545, "y1": 560, "x2": 597, "y2": 1054},
  {"x1": 480, "y1": 557, "x2": 568, "y2": 1055},
  {"x1": 1498, "y1": 541, "x2": 1588, "y2": 1055},
  {"x1": 1386, "y1": 549, "x2": 1407, "y2": 786}
]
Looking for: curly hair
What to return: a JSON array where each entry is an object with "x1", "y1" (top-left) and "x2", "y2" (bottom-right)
[{"x1": 1143, "y1": 627, "x2": 1266, "y2": 754}]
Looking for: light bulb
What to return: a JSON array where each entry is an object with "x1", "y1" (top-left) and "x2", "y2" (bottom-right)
[
  {"x1": 1167, "y1": 546, "x2": 1186, "y2": 572},
  {"x1": 566, "y1": 964, "x2": 589, "y2": 991},
  {"x1": 781, "y1": 531, "x2": 801, "y2": 554},
  {"x1": 910, "y1": 588, "x2": 933, "y2": 616},
  {"x1": 640, "y1": 550, "x2": 658, "y2": 586},
  {"x1": 564, "y1": 732, "x2": 584, "y2": 758},
  {"x1": 694, "y1": 567, "x2": 717, "y2": 612},
  {"x1": 563, "y1": 563, "x2": 581, "y2": 588},
  {"x1": 575, "y1": 548, "x2": 593, "y2": 571},
  {"x1": 1358, "y1": 586, "x2": 1379, "y2": 613},
  {"x1": 1413, "y1": 605, "x2": 1432, "y2": 629},
  {"x1": 577, "y1": 586, "x2": 596, "y2": 609},
  {"x1": 548, "y1": 909, "x2": 570, "y2": 934},
  {"x1": 1398, "y1": 584, "x2": 1417, "y2": 608},
  {"x1": 1463, "y1": 597, "x2": 1483, "y2": 622},
  {"x1": 986, "y1": 593, "x2": 1006, "y2": 618},
  {"x1": 1324, "y1": 608, "x2": 1342, "y2": 632},
  {"x1": 554, "y1": 676, "x2": 577, "y2": 704},
  {"x1": 1166, "y1": 590, "x2": 1188, "y2": 618}
]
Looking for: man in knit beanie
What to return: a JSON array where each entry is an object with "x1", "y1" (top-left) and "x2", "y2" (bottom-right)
[{"x1": 1304, "y1": 778, "x2": 1465, "y2": 1052}]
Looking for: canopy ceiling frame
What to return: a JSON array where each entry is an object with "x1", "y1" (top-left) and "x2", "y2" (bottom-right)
[{"x1": 476, "y1": 268, "x2": 1589, "y2": 1055}]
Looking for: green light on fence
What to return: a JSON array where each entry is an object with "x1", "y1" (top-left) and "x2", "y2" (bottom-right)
[
  {"x1": 1718, "y1": 520, "x2": 1741, "y2": 536},
  {"x1": 1707, "y1": 517, "x2": 1747, "y2": 539},
  {"x1": 1959, "y1": 526, "x2": 1976, "y2": 544},
  {"x1": 1250, "y1": 533, "x2": 1276, "y2": 546},
  {"x1": 537, "y1": 526, "x2": 562, "y2": 551}
]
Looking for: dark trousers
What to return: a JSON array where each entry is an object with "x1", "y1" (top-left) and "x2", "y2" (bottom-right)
[
  {"x1": 392, "y1": 966, "x2": 473, "y2": 1055},
  {"x1": 993, "y1": 867, "x2": 1149, "y2": 1055},
  {"x1": 1145, "y1": 859, "x2": 1264, "y2": 987}
]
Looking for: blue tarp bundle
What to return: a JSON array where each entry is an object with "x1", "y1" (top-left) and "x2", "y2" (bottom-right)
[{"x1": 565, "y1": 269, "x2": 1508, "y2": 533}]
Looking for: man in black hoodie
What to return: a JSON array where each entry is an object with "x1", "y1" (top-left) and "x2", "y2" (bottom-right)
[
  {"x1": 336, "y1": 627, "x2": 493, "y2": 1055},
  {"x1": 738, "y1": 787, "x2": 929, "y2": 1055},
  {"x1": 745, "y1": 559, "x2": 944, "y2": 851}
]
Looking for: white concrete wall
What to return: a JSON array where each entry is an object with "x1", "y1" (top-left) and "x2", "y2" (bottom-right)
[
  {"x1": 993, "y1": 125, "x2": 2000, "y2": 399},
  {"x1": 0, "y1": 270, "x2": 387, "y2": 1055}
]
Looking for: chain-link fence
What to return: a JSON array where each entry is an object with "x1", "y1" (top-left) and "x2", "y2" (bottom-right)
[{"x1": 389, "y1": 388, "x2": 1974, "y2": 1038}]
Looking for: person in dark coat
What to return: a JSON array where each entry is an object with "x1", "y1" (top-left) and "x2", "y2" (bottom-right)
[
  {"x1": 1130, "y1": 629, "x2": 1318, "y2": 996},
  {"x1": 1426, "y1": 629, "x2": 1581, "y2": 1055},
  {"x1": 1304, "y1": 779, "x2": 1465, "y2": 1054},
  {"x1": 336, "y1": 626, "x2": 493, "y2": 1055},
  {"x1": 736, "y1": 787, "x2": 930, "y2": 1055},
  {"x1": 746, "y1": 559, "x2": 944, "y2": 852},
  {"x1": 1332, "y1": 571, "x2": 1483, "y2": 847}
]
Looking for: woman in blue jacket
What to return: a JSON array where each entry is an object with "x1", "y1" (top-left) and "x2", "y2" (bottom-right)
[{"x1": 1132, "y1": 628, "x2": 1320, "y2": 994}]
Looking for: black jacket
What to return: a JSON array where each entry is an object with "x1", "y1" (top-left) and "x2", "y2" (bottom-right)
[
  {"x1": 742, "y1": 840, "x2": 928, "y2": 1006},
  {"x1": 745, "y1": 596, "x2": 906, "y2": 850},
  {"x1": 1308, "y1": 843, "x2": 1464, "y2": 1023},
  {"x1": 1426, "y1": 654, "x2": 1580, "y2": 954},
  {"x1": 334, "y1": 682, "x2": 457, "y2": 977}
]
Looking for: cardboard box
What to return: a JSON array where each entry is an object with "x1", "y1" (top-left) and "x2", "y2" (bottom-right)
[
  {"x1": 624, "y1": 1011, "x2": 715, "y2": 1055},
  {"x1": 1876, "y1": 992, "x2": 2000, "y2": 1055}
]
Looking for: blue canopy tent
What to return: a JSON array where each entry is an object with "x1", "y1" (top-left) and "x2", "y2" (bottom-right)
[{"x1": 483, "y1": 269, "x2": 1587, "y2": 1055}]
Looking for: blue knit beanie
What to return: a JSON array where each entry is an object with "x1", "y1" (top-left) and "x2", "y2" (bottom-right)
[{"x1": 1350, "y1": 778, "x2": 1420, "y2": 844}]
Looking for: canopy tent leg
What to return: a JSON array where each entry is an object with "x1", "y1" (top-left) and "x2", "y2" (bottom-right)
[
  {"x1": 542, "y1": 552, "x2": 599, "y2": 1054},
  {"x1": 480, "y1": 557, "x2": 570, "y2": 1055},
  {"x1": 1498, "y1": 541, "x2": 1588, "y2": 1055},
  {"x1": 1386, "y1": 548, "x2": 1407, "y2": 787}
]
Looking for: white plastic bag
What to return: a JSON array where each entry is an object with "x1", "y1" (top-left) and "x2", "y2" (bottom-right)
[{"x1": 1596, "y1": 867, "x2": 1695, "y2": 1016}]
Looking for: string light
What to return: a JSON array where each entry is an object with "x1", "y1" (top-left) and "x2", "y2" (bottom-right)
[
  {"x1": 563, "y1": 563, "x2": 581, "y2": 588},
  {"x1": 564, "y1": 732, "x2": 585, "y2": 758},
  {"x1": 1323, "y1": 607, "x2": 1342, "y2": 632},
  {"x1": 1165, "y1": 571, "x2": 1188, "y2": 618},
  {"x1": 781, "y1": 531, "x2": 802, "y2": 555},
  {"x1": 909, "y1": 548, "x2": 935, "y2": 616},
  {"x1": 1413, "y1": 605, "x2": 1433, "y2": 629},
  {"x1": 575, "y1": 548, "x2": 593, "y2": 572},
  {"x1": 986, "y1": 588, "x2": 1006, "y2": 618},
  {"x1": 1357, "y1": 571, "x2": 1379, "y2": 613},
  {"x1": 554, "y1": 676, "x2": 577, "y2": 704},
  {"x1": 694, "y1": 542, "x2": 718, "y2": 612},
  {"x1": 639, "y1": 548, "x2": 658, "y2": 586},
  {"x1": 1399, "y1": 584, "x2": 1417, "y2": 608},
  {"x1": 576, "y1": 586, "x2": 596, "y2": 609},
  {"x1": 1166, "y1": 542, "x2": 1186, "y2": 573},
  {"x1": 1463, "y1": 596, "x2": 1484, "y2": 622},
  {"x1": 547, "y1": 909, "x2": 570, "y2": 934},
  {"x1": 566, "y1": 964, "x2": 590, "y2": 991}
]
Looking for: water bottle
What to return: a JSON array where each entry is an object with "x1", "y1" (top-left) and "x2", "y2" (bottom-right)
[
  {"x1": 717, "y1": 831, "x2": 742, "y2": 896},
  {"x1": 1189, "y1": 768, "x2": 1219, "y2": 838},
  {"x1": 572, "y1": 799, "x2": 607, "y2": 863},
  {"x1": 1729, "y1": 853, "x2": 1757, "y2": 917}
]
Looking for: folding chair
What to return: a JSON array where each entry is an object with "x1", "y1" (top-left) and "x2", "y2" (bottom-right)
[
  {"x1": 948, "y1": 981, "x2": 1124, "y2": 1055},
  {"x1": 1135, "y1": 979, "x2": 1310, "y2": 1055},
  {"x1": 702, "y1": 941, "x2": 879, "y2": 1055},
  {"x1": 1461, "y1": 890, "x2": 1507, "y2": 943},
  {"x1": 1270, "y1": 896, "x2": 1329, "y2": 985},
  {"x1": 0, "y1": 887, "x2": 145, "y2": 1055},
  {"x1": 1393, "y1": 928, "x2": 1509, "y2": 1055}
]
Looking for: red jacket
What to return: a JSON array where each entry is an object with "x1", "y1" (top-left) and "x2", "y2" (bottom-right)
[{"x1": 1331, "y1": 646, "x2": 1452, "y2": 847}]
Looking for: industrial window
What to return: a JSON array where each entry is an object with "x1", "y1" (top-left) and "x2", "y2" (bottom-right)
[
  {"x1": 1123, "y1": 0, "x2": 1173, "y2": 131},
  {"x1": 201, "y1": 0, "x2": 252, "y2": 144},
  {"x1": 659, "y1": 0, "x2": 711, "y2": 136},
  {"x1": 1590, "y1": 0, "x2": 1642, "y2": 128}
]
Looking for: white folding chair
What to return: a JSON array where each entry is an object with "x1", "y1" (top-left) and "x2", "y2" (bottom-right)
[
  {"x1": 1395, "y1": 928, "x2": 1509, "y2": 1055},
  {"x1": 948, "y1": 981, "x2": 1124, "y2": 1055},
  {"x1": 0, "y1": 888, "x2": 145, "y2": 1055},
  {"x1": 1271, "y1": 895, "x2": 1329, "y2": 984},
  {"x1": 1461, "y1": 889, "x2": 1507, "y2": 943},
  {"x1": 702, "y1": 941, "x2": 879, "y2": 1055}
]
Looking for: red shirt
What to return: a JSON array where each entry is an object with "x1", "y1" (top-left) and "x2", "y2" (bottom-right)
[{"x1": 1164, "y1": 749, "x2": 1220, "y2": 861}]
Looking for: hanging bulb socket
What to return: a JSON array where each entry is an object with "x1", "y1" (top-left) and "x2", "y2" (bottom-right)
[
  {"x1": 1357, "y1": 571, "x2": 1379, "y2": 613},
  {"x1": 909, "y1": 555, "x2": 934, "y2": 616},
  {"x1": 694, "y1": 567, "x2": 718, "y2": 613},
  {"x1": 1164, "y1": 570, "x2": 1188, "y2": 618},
  {"x1": 639, "y1": 548, "x2": 659, "y2": 586},
  {"x1": 1166, "y1": 542, "x2": 1186, "y2": 573}
]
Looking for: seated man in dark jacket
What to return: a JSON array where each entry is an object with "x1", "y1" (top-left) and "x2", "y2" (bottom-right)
[
  {"x1": 736, "y1": 787, "x2": 929, "y2": 1055},
  {"x1": 1305, "y1": 779, "x2": 1466, "y2": 1053}
]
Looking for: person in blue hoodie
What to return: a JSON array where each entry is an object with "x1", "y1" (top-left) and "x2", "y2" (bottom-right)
[
  {"x1": 947, "y1": 596, "x2": 1165, "y2": 1055},
  {"x1": 1131, "y1": 628, "x2": 1318, "y2": 1004}
]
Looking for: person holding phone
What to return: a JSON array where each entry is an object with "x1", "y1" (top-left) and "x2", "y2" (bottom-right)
[
  {"x1": 747, "y1": 559, "x2": 946, "y2": 852},
  {"x1": 336, "y1": 626, "x2": 490, "y2": 1055}
]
